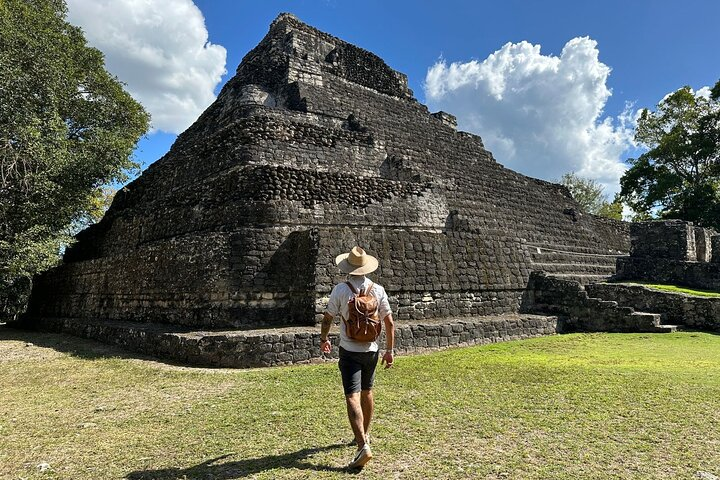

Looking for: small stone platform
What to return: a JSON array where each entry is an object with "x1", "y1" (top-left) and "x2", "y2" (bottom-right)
[{"x1": 20, "y1": 314, "x2": 559, "y2": 368}]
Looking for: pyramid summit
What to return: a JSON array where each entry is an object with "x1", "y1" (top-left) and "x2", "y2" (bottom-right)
[{"x1": 22, "y1": 14, "x2": 629, "y2": 366}]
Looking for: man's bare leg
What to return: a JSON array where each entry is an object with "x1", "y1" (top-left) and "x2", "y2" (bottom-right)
[
  {"x1": 360, "y1": 389, "x2": 374, "y2": 439},
  {"x1": 345, "y1": 393, "x2": 366, "y2": 448}
]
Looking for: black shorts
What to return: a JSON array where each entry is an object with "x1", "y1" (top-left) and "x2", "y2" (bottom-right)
[{"x1": 338, "y1": 347, "x2": 379, "y2": 395}]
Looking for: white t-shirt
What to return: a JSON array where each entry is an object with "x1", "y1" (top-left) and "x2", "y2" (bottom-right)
[{"x1": 325, "y1": 275, "x2": 392, "y2": 352}]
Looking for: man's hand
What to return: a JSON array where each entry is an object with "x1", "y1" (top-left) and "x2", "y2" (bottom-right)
[
  {"x1": 320, "y1": 312, "x2": 333, "y2": 354},
  {"x1": 382, "y1": 314, "x2": 395, "y2": 369},
  {"x1": 381, "y1": 350, "x2": 394, "y2": 369}
]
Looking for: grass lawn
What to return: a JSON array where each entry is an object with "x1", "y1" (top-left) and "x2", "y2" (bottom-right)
[
  {"x1": 620, "y1": 282, "x2": 720, "y2": 298},
  {"x1": 1, "y1": 327, "x2": 719, "y2": 479}
]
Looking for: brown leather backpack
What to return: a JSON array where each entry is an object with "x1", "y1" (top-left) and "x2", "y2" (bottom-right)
[{"x1": 344, "y1": 281, "x2": 382, "y2": 342}]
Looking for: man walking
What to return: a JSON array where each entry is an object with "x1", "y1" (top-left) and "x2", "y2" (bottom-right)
[{"x1": 320, "y1": 246, "x2": 395, "y2": 469}]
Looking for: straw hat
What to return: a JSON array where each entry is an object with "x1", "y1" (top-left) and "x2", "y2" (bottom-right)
[{"x1": 335, "y1": 246, "x2": 379, "y2": 275}]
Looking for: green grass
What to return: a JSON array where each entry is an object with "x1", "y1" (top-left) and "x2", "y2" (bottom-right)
[
  {"x1": 1, "y1": 328, "x2": 720, "y2": 479},
  {"x1": 621, "y1": 281, "x2": 720, "y2": 298}
]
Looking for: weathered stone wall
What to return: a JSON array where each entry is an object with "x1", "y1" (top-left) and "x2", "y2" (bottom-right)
[
  {"x1": 616, "y1": 257, "x2": 720, "y2": 292},
  {"x1": 64, "y1": 162, "x2": 441, "y2": 263},
  {"x1": 313, "y1": 227, "x2": 532, "y2": 322},
  {"x1": 615, "y1": 220, "x2": 720, "y2": 291},
  {"x1": 586, "y1": 283, "x2": 720, "y2": 332},
  {"x1": 33, "y1": 222, "x2": 533, "y2": 330},
  {"x1": 628, "y1": 220, "x2": 696, "y2": 260},
  {"x1": 29, "y1": 228, "x2": 319, "y2": 328},
  {"x1": 695, "y1": 226, "x2": 713, "y2": 262},
  {"x1": 119, "y1": 14, "x2": 629, "y2": 254},
  {"x1": 713, "y1": 236, "x2": 720, "y2": 263}
]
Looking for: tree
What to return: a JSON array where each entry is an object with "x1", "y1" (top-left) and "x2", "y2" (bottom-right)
[
  {"x1": 559, "y1": 172, "x2": 622, "y2": 219},
  {"x1": 619, "y1": 80, "x2": 720, "y2": 227},
  {"x1": 597, "y1": 195, "x2": 623, "y2": 221},
  {"x1": 0, "y1": 0, "x2": 150, "y2": 321}
]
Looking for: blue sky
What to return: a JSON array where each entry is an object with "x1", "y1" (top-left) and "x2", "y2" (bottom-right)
[{"x1": 66, "y1": 0, "x2": 719, "y2": 195}]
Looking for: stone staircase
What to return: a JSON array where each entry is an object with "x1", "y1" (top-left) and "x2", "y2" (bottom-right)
[
  {"x1": 585, "y1": 283, "x2": 694, "y2": 332},
  {"x1": 622, "y1": 310, "x2": 680, "y2": 333},
  {"x1": 527, "y1": 243, "x2": 624, "y2": 285},
  {"x1": 525, "y1": 272, "x2": 681, "y2": 333}
]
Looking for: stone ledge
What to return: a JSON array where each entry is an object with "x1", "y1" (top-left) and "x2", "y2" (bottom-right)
[{"x1": 15, "y1": 314, "x2": 559, "y2": 368}]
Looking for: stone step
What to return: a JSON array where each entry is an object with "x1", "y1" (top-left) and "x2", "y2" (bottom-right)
[
  {"x1": 545, "y1": 273, "x2": 612, "y2": 285},
  {"x1": 653, "y1": 324, "x2": 680, "y2": 333},
  {"x1": 531, "y1": 262, "x2": 617, "y2": 274},
  {"x1": 586, "y1": 298, "x2": 619, "y2": 308},
  {"x1": 527, "y1": 243, "x2": 627, "y2": 256},
  {"x1": 530, "y1": 251, "x2": 622, "y2": 266},
  {"x1": 624, "y1": 312, "x2": 687, "y2": 333},
  {"x1": 626, "y1": 311, "x2": 662, "y2": 328}
]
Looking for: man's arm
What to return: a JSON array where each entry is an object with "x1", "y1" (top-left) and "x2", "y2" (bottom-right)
[
  {"x1": 381, "y1": 313, "x2": 395, "y2": 368},
  {"x1": 320, "y1": 312, "x2": 333, "y2": 353}
]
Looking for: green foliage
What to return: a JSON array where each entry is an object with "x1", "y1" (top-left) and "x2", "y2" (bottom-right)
[
  {"x1": 596, "y1": 196, "x2": 623, "y2": 220},
  {"x1": 619, "y1": 80, "x2": 720, "y2": 228},
  {"x1": 559, "y1": 172, "x2": 622, "y2": 219},
  {"x1": 70, "y1": 186, "x2": 117, "y2": 234},
  {"x1": 559, "y1": 172, "x2": 606, "y2": 212},
  {"x1": 621, "y1": 282, "x2": 720, "y2": 297},
  {"x1": 0, "y1": 0, "x2": 150, "y2": 320}
]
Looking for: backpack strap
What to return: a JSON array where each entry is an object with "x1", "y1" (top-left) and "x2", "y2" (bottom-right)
[
  {"x1": 364, "y1": 282, "x2": 375, "y2": 296},
  {"x1": 345, "y1": 281, "x2": 358, "y2": 294}
]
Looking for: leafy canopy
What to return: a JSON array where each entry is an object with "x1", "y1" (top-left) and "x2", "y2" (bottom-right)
[
  {"x1": 619, "y1": 81, "x2": 720, "y2": 227},
  {"x1": 0, "y1": 0, "x2": 149, "y2": 319}
]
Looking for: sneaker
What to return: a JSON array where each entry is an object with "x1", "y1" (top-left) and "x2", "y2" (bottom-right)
[{"x1": 347, "y1": 443, "x2": 373, "y2": 469}]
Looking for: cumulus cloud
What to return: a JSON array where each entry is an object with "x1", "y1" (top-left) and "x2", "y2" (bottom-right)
[
  {"x1": 425, "y1": 37, "x2": 634, "y2": 194},
  {"x1": 67, "y1": 0, "x2": 227, "y2": 134}
]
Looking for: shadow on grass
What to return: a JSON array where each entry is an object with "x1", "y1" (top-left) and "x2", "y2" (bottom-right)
[
  {"x1": 125, "y1": 444, "x2": 356, "y2": 479},
  {"x1": 680, "y1": 328, "x2": 720, "y2": 336},
  {"x1": 0, "y1": 324, "x2": 185, "y2": 366}
]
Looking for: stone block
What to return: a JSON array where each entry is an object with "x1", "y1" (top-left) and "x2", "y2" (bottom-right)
[
  {"x1": 712, "y1": 236, "x2": 720, "y2": 263},
  {"x1": 630, "y1": 220, "x2": 695, "y2": 260},
  {"x1": 695, "y1": 227, "x2": 713, "y2": 262}
]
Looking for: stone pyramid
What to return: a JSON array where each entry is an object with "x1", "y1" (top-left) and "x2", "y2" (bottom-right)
[{"x1": 23, "y1": 14, "x2": 629, "y2": 366}]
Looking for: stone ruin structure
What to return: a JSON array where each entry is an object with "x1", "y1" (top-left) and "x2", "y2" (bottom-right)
[
  {"x1": 19, "y1": 14, "x2": 634, "y2": 367},
  {"x1": 526, "y1": 220, "x2": 720, "y2": 333},
  {"x1": 615, "y1": 220, "x2": 720, "y2": 290}
]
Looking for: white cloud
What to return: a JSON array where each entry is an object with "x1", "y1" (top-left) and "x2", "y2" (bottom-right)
[
  {"x1": 67, "y1": 0, "x2": 227, "y2": 134},
  {"x1": 425, "y1": 37, "x2": 635, "y2": 194},
  {"x1": 695, "y1": 86, "x2": 712, "y2": 99}
]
